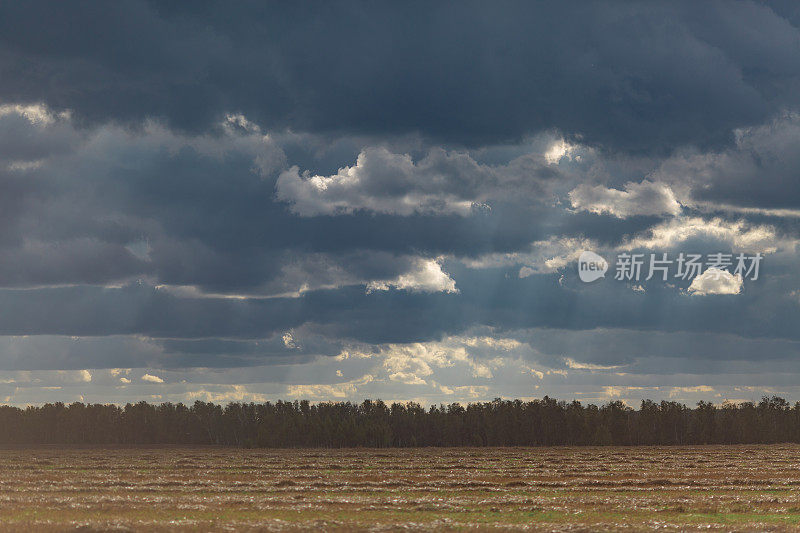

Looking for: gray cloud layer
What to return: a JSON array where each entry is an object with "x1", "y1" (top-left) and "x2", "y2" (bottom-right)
[{"x1": 1, "y1": 1, "x2": 800, "y2": 404}]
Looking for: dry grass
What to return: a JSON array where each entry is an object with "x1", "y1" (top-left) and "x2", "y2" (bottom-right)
[{"x1": 2, "y1": 445, "x2": 800, "y2": 531}]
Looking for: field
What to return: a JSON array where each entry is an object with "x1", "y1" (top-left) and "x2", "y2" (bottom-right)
[{"x1": 2, "y1": 446, "x2": 800, "y2": 531}]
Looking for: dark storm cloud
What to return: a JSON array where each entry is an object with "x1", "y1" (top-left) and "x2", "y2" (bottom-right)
[
  {"x1": 0, "y1": 263, "x2": 797, "y2": 345},
  {"x1": 2, "y1": 1, "x2": 800, "y2": 152},
  {"x1": 0, "y1": 110, "x2": 620, "y2": 292},
  {"x1": 654, "y1": 113, "x2": 800, "y2": 210}
]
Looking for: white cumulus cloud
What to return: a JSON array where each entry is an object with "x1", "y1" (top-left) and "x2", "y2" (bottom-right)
[
  {"x1": 276, "y1": 147, "x2": 481, "y2": 216},
  {"x1": 687, "y1": 268, "x2": 743, "y2": 296},
  {"x1": 619, "y1": 217, "x2": 786, "y2": 254},
  {"x1": 366, "y1": 258, "x2": 457, "y2": 293},
  {"x1": 569, "y1": 180, "x2": 681, "y2": 218}
]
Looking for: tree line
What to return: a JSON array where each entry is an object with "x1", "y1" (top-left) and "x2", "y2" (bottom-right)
[{"x1": 1, "y1": 396, "x2": 799, "y2": 447}]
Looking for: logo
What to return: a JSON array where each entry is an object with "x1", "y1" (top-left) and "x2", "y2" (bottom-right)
[{"x1": 578, "y1": 250, "x2": 608, "y2": 282}]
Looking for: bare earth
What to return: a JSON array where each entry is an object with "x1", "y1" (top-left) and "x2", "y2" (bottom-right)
[{"x1": 2, "y1": 445, "x2": 800, "y2": 531}]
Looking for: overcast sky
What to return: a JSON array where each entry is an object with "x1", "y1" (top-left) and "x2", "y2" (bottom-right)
[{"x1": 2, "y1": 1, "x2": 800, "y2": 406}]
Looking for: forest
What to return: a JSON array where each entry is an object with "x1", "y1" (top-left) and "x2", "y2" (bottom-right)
[{"x1": 1, "y1": 396, "x2": 798, "y2": 447}]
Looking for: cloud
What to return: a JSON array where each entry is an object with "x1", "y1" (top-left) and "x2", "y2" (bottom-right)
[
  {"x1": 619, "y1": 217, "x2": 787, "y2": 254},
  {"x1": 4, "y1": 2, "x2": 800, "y2": 153},
  {"x1": 0, "y1": 104, "x2": 494, "y2": 298},
  {"x1": 286, "y1": 374, "x2": 374, "y2": 400},
  {"x1": 4, "y1": 327, "x2": 800, "y2": 405},
  {"x1": 544, "y1": 139, "x2": 579, "y2": 165},
  {"x1": 186, "y1": 384, "x2": 267, "y2": 403},
  {"x1": 276, "y1": 146, "x2": 562, "y2": 217},
  {"x1": 461, "y1": 237, "x2": 597, "y2": 275},
  {"x1": 366, "y1": 258, "x2": 457, "y2": 294},
  {"x1": 350, "y1": 335, "x2": 528, "y2": 387},
  {"x1": 564, "y1": 358, "x2": 622, "y2": 371},
  {"x1": 2, "y1": 2, "x2": 800, "y2": 405},
  {"x1": 0, "y1": 103, "x2": 68, "y2": 126},
  {"x1": 569, "y1": 181, "x2": 681, "y2": 218},
  {"x1": 687, "y1": 268, "x2": 743, "y2": 296},
  {"x1": 389, "y1": 372, "x2": 427, "y2": 385},
  {"x1": 282, "y1": 332, "x2": 299, "y2": 349},
  {"x1": 655, "y1": 113, "x2": 800, "y2": 210},
  {"x1": 141, "y1": 373, "x2": 164, "y2": 383},
  {"x1": 669, "y1": 385, "x2": 714, "y2": 398},
  {"x1": 276, "y1": 148, "x2": 479, "y2": 216}
]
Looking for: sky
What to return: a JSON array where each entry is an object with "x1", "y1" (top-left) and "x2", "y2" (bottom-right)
[{"x1": 2, "y1": 1, "x2": 800, "y2": 406}]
